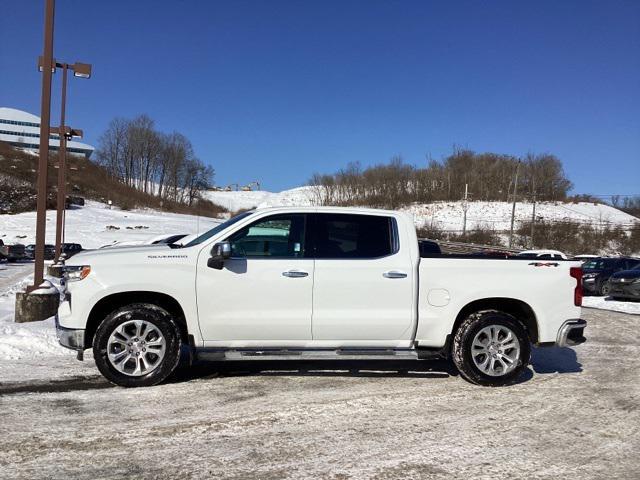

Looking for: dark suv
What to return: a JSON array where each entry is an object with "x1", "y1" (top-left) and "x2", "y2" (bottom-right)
[
  {"x1": 61, "y1": 243, "x2": 83, "y2": 259},
  {"x1": 582, "y1": 257, "x2": 640, "y2": 296}
]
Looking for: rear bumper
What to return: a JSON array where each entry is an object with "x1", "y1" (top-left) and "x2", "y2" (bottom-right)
[{"x1": 556, "y1": 319, "x2": 587, "y2": 347}]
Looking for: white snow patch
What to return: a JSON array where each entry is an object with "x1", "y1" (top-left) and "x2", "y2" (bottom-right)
[
  {"x1": 0, "y1": 273, "x2": 67, "y2": 360},
  {"x1": 582, "y1": 296, "x2": 640, "y2": 315}
]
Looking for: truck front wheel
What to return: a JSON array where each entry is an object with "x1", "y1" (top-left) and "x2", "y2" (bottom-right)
[
  {"x1": 452, "y1": 310, "x2": 531, "y2": 387},
  {"x1": 93, "y1": 303, "x2": 182, "y2": 387}
]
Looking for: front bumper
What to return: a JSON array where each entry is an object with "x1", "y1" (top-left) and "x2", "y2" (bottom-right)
[
  {"x1": 55, "y1": 313, "x2": 85, "y2": 351},
  {"x1": 556, "y1": 319, "x2": 587, "y2": 347}
]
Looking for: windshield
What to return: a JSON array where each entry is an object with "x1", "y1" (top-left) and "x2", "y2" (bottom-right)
[
  {"x1": 183, "y1": 211, "x2": 254, "y2": 247},
  {"x1": 583, "y1": 258, "x2": 616, "y2": 270}
]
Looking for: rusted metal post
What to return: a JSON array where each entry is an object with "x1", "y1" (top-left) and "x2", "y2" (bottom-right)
[
  {"x1": 30, "y1": 0, "x2": 56, "y2": 292},
  {"x1": 54, "y1": 64, "x2": 68, "y2": 262}
]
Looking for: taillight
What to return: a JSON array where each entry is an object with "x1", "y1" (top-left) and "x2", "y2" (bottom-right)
[{"x1": 570, "y1": 267, "x2": 583, "y2": 306}]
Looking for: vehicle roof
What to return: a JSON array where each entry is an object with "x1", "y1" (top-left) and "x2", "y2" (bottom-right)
[
  {"x1": 253, "y1": 205, "x2": 406, "y2": 216},
  {"x1": 518, "y1": 249, "x2": 566, "y2": 255}
]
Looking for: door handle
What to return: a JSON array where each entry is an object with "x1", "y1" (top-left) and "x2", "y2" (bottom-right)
[
  {"x1": 282, "y1": 270, "x2": 309, "y2": 278},
  {"x1": 383, "y1": 271, "x2": 407, "y2": 279}
]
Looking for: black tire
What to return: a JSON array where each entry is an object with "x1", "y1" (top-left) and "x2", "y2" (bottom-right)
[
  {"x1": 599, "y1": 282, "x2": 611, "y2": 296},
  {"x1": 452, "y1": 310, "x2": 531, "y2": 387},
  {"x1": 93, "y1": 303, "x2": 182, "y2": 387}
]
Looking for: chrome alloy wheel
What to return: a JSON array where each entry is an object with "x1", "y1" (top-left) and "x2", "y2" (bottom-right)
[
  {"x1": 107, "y1": 320, "x2": 166, "y2": 377},
  {"x1": 471, "y1": 325, "x2": 521, "y2": 377}
]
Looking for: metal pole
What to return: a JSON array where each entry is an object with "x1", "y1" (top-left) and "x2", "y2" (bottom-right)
[
  {"x1": 508, "y1": 161, "x2": 520, "y2": 249},
  {"x1": 54, "y1": 64, "x2": 68, "y2": 262},
  {"x1": 30, "y1": 0, "x2": 56, "y2": 291},
  {"x1": 462, "y1": 183, "x2": 468, "y2": 238},
  {"x1": 530, "y1": 192, "x2": 537, "y2": 248}
]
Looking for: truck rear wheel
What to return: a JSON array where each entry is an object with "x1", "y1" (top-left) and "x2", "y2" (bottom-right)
[
  {"x1": 93, "y1": 303, "x2": 182, "y2": 388},
  {"x1": 452, "y1": 310, "x2": 530, "y2": 387}
]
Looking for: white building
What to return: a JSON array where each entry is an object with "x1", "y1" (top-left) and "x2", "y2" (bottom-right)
[{"x1": 0, "y1": 107, "x2": 94, "y2": 158}]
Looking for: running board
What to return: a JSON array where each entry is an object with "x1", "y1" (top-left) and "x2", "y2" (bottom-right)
[{"x1": 195, "y1": 348, "x2": 420, "y2": 362}]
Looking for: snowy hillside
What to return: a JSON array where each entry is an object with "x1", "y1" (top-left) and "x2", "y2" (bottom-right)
[
  {"x1": 203, "y1": 186, "x2": 316, "y2": 211},
  {"x1": 204, "y1": 186, "x2": 638, "y2": 231},
  {"x1": 1, "y1": 190, "x2": 636, "y2": 249},
  {"x1": 0, "y1": 200, "x2": 221, "y2": 249}
]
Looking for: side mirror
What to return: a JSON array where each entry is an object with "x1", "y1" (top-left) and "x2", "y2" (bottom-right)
[{"x1": 208, "y1": 241, "x2": 231, "y2": 270}]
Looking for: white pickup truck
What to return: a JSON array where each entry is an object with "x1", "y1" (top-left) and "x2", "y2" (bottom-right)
[{"x1": 55, "y1": 206, "x2": 586, "y2": 387}]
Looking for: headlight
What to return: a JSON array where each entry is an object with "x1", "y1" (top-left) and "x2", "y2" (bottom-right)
[
  {"x1": 582, "y1": 273, "x2": 597, "y2": 279},
  {"x1": 63, "y1": 265, "x2": 91, "y2": 282}
]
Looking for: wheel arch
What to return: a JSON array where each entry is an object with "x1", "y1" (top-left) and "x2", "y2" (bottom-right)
[
  {"x1": 85, "y1": 291, "x2": 188, "y2": 349},
  {"x1": 452, "y1": 297, "x2": 539, "y2": 344}
]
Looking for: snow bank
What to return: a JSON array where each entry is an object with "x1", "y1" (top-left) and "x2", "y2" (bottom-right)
[
  {"x1": 0, "y1": 273, "x2": 67, "y2": 360},
  {"x1": 582, "y1": 296, "x2": 640, "y2": 315}
]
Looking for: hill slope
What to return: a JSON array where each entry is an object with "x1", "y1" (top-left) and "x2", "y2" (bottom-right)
[{"x1": 203, "y1": 186, "x2": 638, "y2": 231}]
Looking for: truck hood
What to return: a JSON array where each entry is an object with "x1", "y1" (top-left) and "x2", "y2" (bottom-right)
[{"x1": 66, "y1": 244, "x2": 176, "y2": 265}]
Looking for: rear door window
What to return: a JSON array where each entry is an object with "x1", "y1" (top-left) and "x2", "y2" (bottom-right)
[{"x1": 312, "y1": 213, "x2": 396, "y2": 259}]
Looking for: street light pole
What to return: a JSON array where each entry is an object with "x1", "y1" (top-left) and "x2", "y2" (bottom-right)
[
  {"x1": 508, "y1": 160, "x2": 521, "y2": 249},
  {"x1": 54, "y1": 63, "x2": 68, "y2": 262},
  {"x1": 30, "y1": 0, "x2": 56, "y2": 292}
]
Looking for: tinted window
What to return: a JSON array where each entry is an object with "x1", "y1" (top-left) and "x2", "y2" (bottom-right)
[
  {"x1": 314, "y1": 214, "x2": 395, "y2": 259},
  {"x1": 227, "y1": 214, "x2": 306, "y2": 258}
]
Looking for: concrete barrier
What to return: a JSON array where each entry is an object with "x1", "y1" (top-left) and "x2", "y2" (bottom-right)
[{"x1": 15, "y1": 288, "x2": 60, "y2": 323}]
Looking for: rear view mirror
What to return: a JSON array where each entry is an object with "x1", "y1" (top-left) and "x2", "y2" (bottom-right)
[{"x1": 208, "y1": 241, "x2": 231, "y2": 269}]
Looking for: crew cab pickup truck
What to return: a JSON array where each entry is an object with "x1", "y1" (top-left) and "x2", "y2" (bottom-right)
[{"x1": 55, "y1": 207, "x2": 587, "y2": 387}]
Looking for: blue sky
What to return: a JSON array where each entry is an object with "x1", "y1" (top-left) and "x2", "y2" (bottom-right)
[{"x1": 1, "y1": 0, "x2": 639, "y2": 193}]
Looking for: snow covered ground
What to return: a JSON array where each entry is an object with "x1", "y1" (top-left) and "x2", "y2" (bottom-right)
[
  {"x1": 0, "y1": 308, "x2": 639, "y2": 480},
  {"x1": 204, "y1": 186, "x2": 638, "y2": 232},
  {"x1": 0, "y1": 200, "x2": 222, "y2": 249},
  {"x1": 0, "y1": 266, "x2": 67, "y2": 360},
  {"x1": 583, "y1": 296, "x2": 640, "y2": 315}
]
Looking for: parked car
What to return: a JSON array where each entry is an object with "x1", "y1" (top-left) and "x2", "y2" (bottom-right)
[
  {"x1": 517, "y1": 249, "x2": 567, "y2": 260},
  {"x1": 61, "y1": 243, "x2": 83, "y2": 259},
  {"x1": 607, "y1": 266, "x2": 640, "y2": 301},
  {"x1": 0, "y1": 240, "x2": 26, "y2": 262},
  {"x1": 44, "y1": 244, "x2": 56, "y2": 260},
  {"x1": 55, "y1": 206, "x2": 586, "y2": 388},
  {"x1": 25, "y1": 244, "x2": 36, "y2": 259},
  {"x1": 582, "y1": 257, "x2": 640, "y2": 296}
]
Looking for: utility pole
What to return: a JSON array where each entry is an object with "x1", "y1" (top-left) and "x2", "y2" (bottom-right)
[
  {"x1": 30, "y1": 0, "x2": 56, "y2": 292},
  {"x1": 51, "y1": 59, "x2": 91, "y2": 262},
  {"x1": 462, "y1": 183, "x2": 469, "y2": 238},
  {"x1": 530, "y1": 177, "x2": 537, "y2": 248},
  {"x1": 54, "y1": 64, "x2": 68, "y2": 262},
  {"x1": 508, "y1": 161, "x2": 521, "y2": 249}
]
